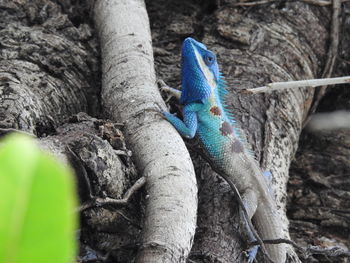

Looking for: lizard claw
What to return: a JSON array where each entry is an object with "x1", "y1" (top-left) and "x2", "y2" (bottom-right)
[
  {"x1": 245, "y1": 245, "x2": 259, "y2": 263},
  {"x1": 157, "y1": 79, "x2": 173, "y2": 103},
  {"x1": 157, "y1": 79, "x2": 168, "y2": 92},
  {"x1": 157, "y1": 79, "x2": 181, "y2": 102}
]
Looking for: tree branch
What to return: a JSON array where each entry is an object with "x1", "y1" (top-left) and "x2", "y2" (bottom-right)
[
  {"x1": 78, "y1": 176, "x2": 146, "y2": 211},
  {"x1": 93, "y1": 1, "x2": 198, "y2": 262}
]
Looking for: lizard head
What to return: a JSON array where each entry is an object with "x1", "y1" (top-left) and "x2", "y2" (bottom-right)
[{"x1": 180, "y1": 37, "x2": 220, "y2": 104}]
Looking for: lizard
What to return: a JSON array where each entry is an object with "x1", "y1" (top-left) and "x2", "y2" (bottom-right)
[{"x1": 162, "y1": 37, "x2": 287, "y2": 263}]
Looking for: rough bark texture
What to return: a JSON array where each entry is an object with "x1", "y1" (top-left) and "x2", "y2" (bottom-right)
[
  {"x1": 1, "y1": 0, "x2": 349, "y2": 262},
  {"x1": 148, "y1": 0, "x2": 316, "y2": 261},
  {"x1": 287, "y1": 6, "x2": 350, "y2": 262},
  {"x1": 0, "y1": 0, "x2": 99, "y2": 134},
  {"x1": 0, "y1": 1, "x2": 140, "y2": 262},
  {"x1": 37, "y1": 113, "x2": 140, "y2": 263},
  {"x1": 94, "y1": 1, "x2": 197, "y2": 262},
  {"x1": 147, "y1": 0, "x2": 347, "y2": 262},
  {"x1": 288, "y1": 128, "x2": 350, "y2": 263},
  {"x1": 288, "y1": 53, "x2": 350, "y2": 263}
]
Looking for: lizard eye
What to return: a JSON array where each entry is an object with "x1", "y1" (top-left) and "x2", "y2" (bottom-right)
[{"x1": 204, "y1": 53, "x2": 215, "y2": 66}]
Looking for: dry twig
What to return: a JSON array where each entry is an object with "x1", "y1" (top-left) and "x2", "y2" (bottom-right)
[
  {"x1": 243, "y1": 76, "x2": 350, "y2": 94},
  {"x1": 78, "y1": 176, "x2": 146, "y2": 211},
  {"x1": 302, "y1": 0, "x2": 332, "y2": 6},
  {"x1": 232, "y1": 0, "x2": 276, "y2": 6},
  {"x1": 241, "y1": 0, "x2": 344, "y2": 129}
]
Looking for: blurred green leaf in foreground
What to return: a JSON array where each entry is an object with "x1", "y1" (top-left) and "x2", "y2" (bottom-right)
[{"x1": 0, "y1": 134, "x2": 78, "y2": 263}]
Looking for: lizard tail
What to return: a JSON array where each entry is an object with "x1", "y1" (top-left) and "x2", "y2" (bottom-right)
[{"x1": 253, "y1": 202, "x2": 287, "y2": 263}]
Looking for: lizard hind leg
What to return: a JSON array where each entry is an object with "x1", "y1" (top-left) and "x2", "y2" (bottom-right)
[
  {"x1": 262, "y1": 170, "x2": 274, "y2": 194},
  {"x1": 239, "y1": 189, "x2": 260, "y2": 263},
  {"x1": 246, "y1": 246, "x2": 259, "y2": 263}
]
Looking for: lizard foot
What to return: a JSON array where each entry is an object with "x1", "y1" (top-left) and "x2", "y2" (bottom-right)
[
  {"x1": 262, "y1": 170, "x2": 276, "y2": 196},
  {"x1": 157, "y1": 79, "x2": 181, "y2": 102},
  {"x1": 245, "y1": 245, "x2": 259, "y2": 263}
]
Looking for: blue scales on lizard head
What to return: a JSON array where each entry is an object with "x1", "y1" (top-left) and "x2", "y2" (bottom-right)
[
  {"x1": 163, "y1": 37, "x2": 287, "y2": 263},
  {"x1": 164, "y1": 37, "x2": 251, "y2": 163}
]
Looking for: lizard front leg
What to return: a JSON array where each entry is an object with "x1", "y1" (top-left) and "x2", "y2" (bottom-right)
[{"x1": 163, "y1": 103, "x2": 203, "y2": 139}]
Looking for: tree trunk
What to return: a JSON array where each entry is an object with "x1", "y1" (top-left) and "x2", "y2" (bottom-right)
[
  {"x1": 93, "y1": 1, "x2": 197, "y2": 262},
  {"x1": 1, "y1": 0, "x2": 349, "y2": 263},
  {"x1": 148, "y1": 0, "x2": 348, "y2": 262},
  {"x1": 0, "y1": 0, "x2": 99, "y2": 134}
]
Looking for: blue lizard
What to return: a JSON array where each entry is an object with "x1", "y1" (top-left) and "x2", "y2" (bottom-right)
[{"x1": 163, "y1": 37, "x2": 286, "y2": 263}]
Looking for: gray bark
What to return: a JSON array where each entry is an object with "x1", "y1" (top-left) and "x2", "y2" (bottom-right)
[
  {"x1": 93, "y1": 1, "x2": 197, "y2": 262},
  {"x1": 0, "y1": 0, "x2": 99, "y2": 134},
  {"x1": 0, "y1": 1, "x2": 139, "y2": 262},
  {"x1": 148, "y1": 0, "x2": 339, "y2": 262},
  {"x1": 288, "y1": 83, "x2": 350, "y2": 263},
  {"x1": 37, "y1": 113, "x2": 140, "y2": 263},
  {"x1": 1, "y1": 0, "x2": 349, "y2": 262}
]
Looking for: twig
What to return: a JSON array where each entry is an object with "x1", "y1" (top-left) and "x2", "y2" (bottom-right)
[
  {"x1": 232, "y1": 0, "x2": 276, "y2": 6},
  {"x1": 250, "y1": 238, "x2": 350, "y2": 258},
  {"x1": 66, "y1": 146, "x2": 95, "y2": 199},
  {"x1": 242, "y1": 0, "x2": 343, "y2": 105},
  {"x1": 115, "y1": 210, "x2": 142, "y2": 230},
  {"x1": 243, "y1": 76, "x2": 350, "y2": 94},
  {"x1": 78, "y1": 176, "x2": 146, "y2": 211},
  {"x1": 301, "y1": 0, "x2": 332, "y2": 6}
]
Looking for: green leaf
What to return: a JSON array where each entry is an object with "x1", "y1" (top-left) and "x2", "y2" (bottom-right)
[{"x1": 0, "y1": 134, "x2": 78, "y2": 263}]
